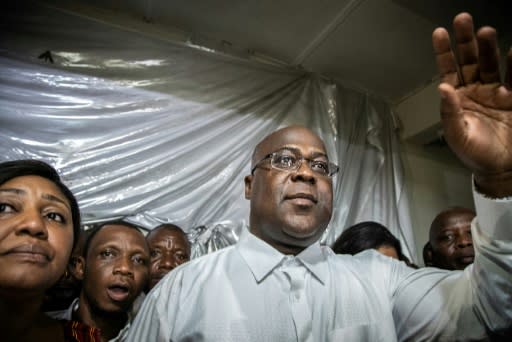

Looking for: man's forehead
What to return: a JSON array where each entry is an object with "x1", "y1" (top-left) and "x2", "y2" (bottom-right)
[
  {"x1": 149, "y1": 229, "x2": 186, "y2": 242},
  {"x1": 94, "y1": 225, "x2": 144, "y2": 244},
  {"x1": 255, "y1": 126, "x2": 327, "y2": 159},
  {"x1": 432, "y1": 211, "x2": 475, "y2": 234},
  {"x1": 440, "y1": 214, "x2": 474, "y2": 227}
]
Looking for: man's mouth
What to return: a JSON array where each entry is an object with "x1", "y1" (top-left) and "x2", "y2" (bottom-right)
[
  {"x1": 458, "y1": 255, "x2": 474, "y2": 265},
  {"x1": 285, "y1": 193, "x2": 317, "y2": 204},
  {"x1": 107, "y1": 283, "x2": 131, "y2": 302}
]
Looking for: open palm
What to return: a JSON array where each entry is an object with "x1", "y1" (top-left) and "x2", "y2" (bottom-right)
[{"x1": 433, "y1": 13, "x2": 512, "y2": 197}]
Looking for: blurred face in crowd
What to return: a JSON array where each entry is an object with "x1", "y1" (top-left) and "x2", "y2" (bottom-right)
[
  {"x1": 245, "y1": 126, "x2": 334, "y2": 255},
  {"x1": 78, "y1": 224, "x2": 149, "y2": 314},
  {"x1": 146, "y1": 225, "x2": 190, "y2": 290},
  {"x1": 428, "y1": 208, "x2": 476, "y2": 270},
  {"x1": 0, "y1": 176, "x2": 74, "y2": 299}
]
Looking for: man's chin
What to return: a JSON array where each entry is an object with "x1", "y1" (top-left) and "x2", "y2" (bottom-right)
[{"x1": 281, "y1": 227, "x2": 323, "y2": 245}]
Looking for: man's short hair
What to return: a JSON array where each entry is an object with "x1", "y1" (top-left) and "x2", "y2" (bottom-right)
[{"x1": 82, "y1": 220, "x2": 144, "y2": 258}]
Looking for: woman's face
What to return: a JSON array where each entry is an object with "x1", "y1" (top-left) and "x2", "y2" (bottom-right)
[{"x1": 0, "y1": 175, "x2": 74, "y2": 298}]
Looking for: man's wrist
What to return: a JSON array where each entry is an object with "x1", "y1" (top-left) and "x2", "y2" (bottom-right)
[{"x1": 474, "y1": 171, "x2": 512, "y2": 199}]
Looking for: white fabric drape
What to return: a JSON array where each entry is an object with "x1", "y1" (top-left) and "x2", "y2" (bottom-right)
[{"x1": 0, "y1": 2, "x2": 415, "y2": 260}]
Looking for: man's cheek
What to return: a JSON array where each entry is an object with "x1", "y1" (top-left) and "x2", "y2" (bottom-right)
[{"x1": 318, "y1": 196, "x2": 332, "y2": 212}]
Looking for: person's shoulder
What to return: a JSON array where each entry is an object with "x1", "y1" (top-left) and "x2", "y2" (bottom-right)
[
  {"x1": 182, "y1": 244, "x2": 237, "y2": 270},
  {"x1": 328, "y1": 249, "x2": 417, "y2": 279},
  {"x1": 327, "y1": 248, "x2": 384, "y2": 267},
  {"x1": 325, "y1": 249, "x2": 374, "y2": 276}
]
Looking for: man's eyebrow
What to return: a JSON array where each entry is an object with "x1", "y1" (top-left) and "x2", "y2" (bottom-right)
[
  {"x1": 437, "y1": 228, "x2": 455, "y2": 235},
  {"x1": 131, "y1": 247, "x2": 150, "y2": 256},
  {"x1": 278, "y1": 146, "x2": 300, "y2": 153},
  {"x1": 97, "y1": 240, "x2": 148, "y2": 253},
  {"x1": 279, "y1": 146, "x2": 328, "y2": 159},
  {"x1": 309, "y1": 151, "x2": 328, "y2": 159},
  {"x1": 95, "y1": 242, "x2": 121, "y2": 251}
]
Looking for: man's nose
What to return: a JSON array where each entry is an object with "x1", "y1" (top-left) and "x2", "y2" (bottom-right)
[
  {"x1": 290, "y1": 160, "x2": 316, "y2": 184},
  {"x1": 114, "y1": 257, "x2": 134, "y2": 276},
  {"x1": 159, "y1": 253, "x2": 178, "y2": 270},
  {"x1": 456, "y1": 233, "x2": 473, "y2": 248}
]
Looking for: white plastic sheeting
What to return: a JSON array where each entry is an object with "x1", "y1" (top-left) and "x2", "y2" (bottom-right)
[{"x1": 0, "y1": 2, "x2": 415, "y2": 260}]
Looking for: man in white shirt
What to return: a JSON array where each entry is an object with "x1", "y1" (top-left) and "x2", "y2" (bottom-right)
[{"x1": 125, "y1": 12, "x2": 512, "y2": 341}]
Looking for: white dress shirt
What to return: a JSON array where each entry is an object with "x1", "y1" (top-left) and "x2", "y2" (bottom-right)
[{"x1": 125, "y1": 189, "x2": 512, "y2": 341}]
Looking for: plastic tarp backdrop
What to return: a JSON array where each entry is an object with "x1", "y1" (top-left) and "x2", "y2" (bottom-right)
[{"x1": 0, "y1": 3, "x2": 416, "y2": 260}]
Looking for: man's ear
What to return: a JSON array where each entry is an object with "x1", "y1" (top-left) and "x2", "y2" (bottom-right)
[
  {"x1": 70, "y1": 255, "x2": 86, "y2": 281},
  {"x1": 423, "y1": 242, "x2": 434, "y2": 267},
  {"x1": 244, "y1": 175, "x2": 253, "y2": 199}
]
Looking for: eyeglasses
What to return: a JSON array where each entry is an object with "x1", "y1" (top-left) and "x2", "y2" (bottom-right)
[{"x1": 251, "y1": 149, "x2": 339, "y2": 178}]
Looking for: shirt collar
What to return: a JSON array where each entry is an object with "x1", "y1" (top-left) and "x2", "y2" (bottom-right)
[
  {"x1": 236, "y1": 229, "x2": 329, "y2": 285},
  {"x1": 73, "y1": 296, "x2": 137, "y2": 322},
  {"x1": 69, "y1": 297, "x2": 80, "y2": 319}
]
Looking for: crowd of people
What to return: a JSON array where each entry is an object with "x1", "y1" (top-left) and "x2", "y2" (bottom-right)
[{"x1": 1, "y1": 11, "x2": 511, "y2": 341}]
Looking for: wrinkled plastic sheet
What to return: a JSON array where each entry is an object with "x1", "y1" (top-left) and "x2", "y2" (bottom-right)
[
  {"x1": 188, "y1": 222, "x2": 241, "y2": 259},
  {"x1": 0, "y1": 1, "x2": 415, "y2": 260}
]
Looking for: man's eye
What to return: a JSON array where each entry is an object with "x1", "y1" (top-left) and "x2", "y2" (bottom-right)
[
  {"x1": 441, "y1": 235, "x2": 454, "y2": 242},
  {"x1": 176, "y1": 254, "x2": 188, "y2": 261},
  {"x1": 274, "y1": 155, "x2": 296, "y2": 168},
  {"x1": 150, "y1": 250, "x2": 160, "y2": 258},
  {"x1": 310, "y1": 161, "x2": 329, "y2": 174},
  {"x1": 0, "y1": 203, "x2": 15, "y2": 213},
  {"x1": 100, "y1": 250, "x2": 115, "y2": 258},
  {"x1": 47, "y1": 212, "x2": 65, "y2": 223},
  {"x1": 133, "y1": 255, "x2": 147, "y2": 265}
]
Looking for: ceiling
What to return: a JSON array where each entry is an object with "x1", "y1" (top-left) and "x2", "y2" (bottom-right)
[
  {"x1": 4, "y1": 0, "x2": 510, "y2": 105},
  {"x1": 58, "y1": 0, "x2": 510, "y2": 104}
]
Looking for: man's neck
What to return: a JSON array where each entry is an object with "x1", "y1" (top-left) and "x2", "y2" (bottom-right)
[
  {"x1": 273, "y1": 241, "x2": 307, "y2": 256},
  {"x1": 75, "y1": 295, "x2": 128, "y2": 342},
  {"x1": 247, "y1": 229, "x2": 309, "y2": 256}
]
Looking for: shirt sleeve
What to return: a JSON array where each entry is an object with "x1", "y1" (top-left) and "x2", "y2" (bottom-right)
[
  {"x1": 124, "y1": 269, "x2": 185, "y2": 342},
  {"x1": 392, "y1": 188, "x2": 512, "y2": 341}
]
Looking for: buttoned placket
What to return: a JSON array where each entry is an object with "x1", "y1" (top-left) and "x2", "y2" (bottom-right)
[{"x1": 281, "y1": 256, "x2": 313, "y2": 342}]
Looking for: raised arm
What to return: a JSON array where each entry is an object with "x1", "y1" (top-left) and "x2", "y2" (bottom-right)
[
  {"x1": 432, "y1": 12, "x2": 512, "y2": 198},
  {"x1": 393, "y1": 13, "x2": 512, "y2": 341}
]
